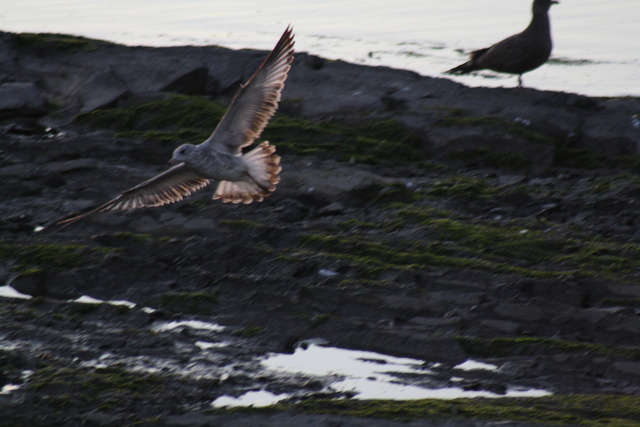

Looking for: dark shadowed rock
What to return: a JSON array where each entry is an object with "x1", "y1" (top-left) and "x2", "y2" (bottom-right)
[
  {"x1": 2, "y1": 31, "x2": 640, "y2": 426},
  {"x1": 0, "y1": 82, "x2": 46, "y2": 119}
]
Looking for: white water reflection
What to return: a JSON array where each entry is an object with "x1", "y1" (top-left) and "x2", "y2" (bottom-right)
[
  {"x1": 213, "y1": 343, "x2": 551, "y2": 407},
  {"x1": 70, "y1": 295, "x2": 160, "y2": 313},
  {"x1": 212, "y1": 389, "x2": 284, "y2": 408},
  {"x1": 454, "y1": 360, "x2": 499, "y2": 371},
  {"x1": 332, "y1": 378, "x2": 549, "y2": 400},
  {"x1": 152, "y1": 320, "x2": 225, "y2": 333},
  {"x1": 2, "y1": 0, "x2": 639, "y2": 96},
  {"x1": 0, "y1": 384, "x2": 21, "y2": 395},
  {"x1": 0, "y1": 370, "x2": 33, "y2": 396},
  {"x1": 0, "y1": 285, "x2": 32, "y2": 300},
  {"x1": 263, "y1": 343, "x2": 427, "y2": 378},
  {"x1": 72, "y1": 295, "x2": 136, "y2": 308},
  {"x1": 195, "y1": 340, "x2": 229, "y2": 350}
]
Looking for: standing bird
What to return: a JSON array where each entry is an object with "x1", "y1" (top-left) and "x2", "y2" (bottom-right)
[
  {"x1": 446, "y1": 0, "x2": 558, "y2": 87},
  {"x1": 56, "y1": 27, "x2": 294, "y2": 228}
]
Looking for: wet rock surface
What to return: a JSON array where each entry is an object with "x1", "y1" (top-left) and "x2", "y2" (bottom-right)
[{"x1": 1, "y1": 31, "x2": 640, "y2": 425}]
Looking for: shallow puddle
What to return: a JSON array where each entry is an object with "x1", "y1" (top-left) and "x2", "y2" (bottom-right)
[
  {"x1": 69, "y1": 295, "x2": 158, "y2": 313},
  {"x1": 212, "y1": 389, "x2": 285, "y2": 408},
  {"x1": 151, "y1": 320, "x2": 226, "y2": 333},
  {"x1": 212, "y1": 342, "x2": 551, "y2": 407},
  {"x1": 72, "y1": 295, "x2": 136, "y2": 308},
  {"x1": 454, "y1": 360, "x2": 499, "y2": 371},
  {"x1": 0, "y1": 285, "x2": 32, "y2": 300},
  {"x1": 1, "y1": 383, "x2": 21, "y2": 395}
]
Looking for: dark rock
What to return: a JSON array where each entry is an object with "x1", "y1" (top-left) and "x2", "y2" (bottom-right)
[
  {"x1": 479, "y1": 319, "x2": 520, "y2": 334},
  {"x1": 317, "y1": 201, "x2": 346, "y2": 216},
  {"x1": 3, "y1": 118, "x2": 48, "y2": 135},
  {"x1": 163, "y1": 66, "x2": 208, "y2": 95},
  {"x1": 408, "y1": 316, "x2": 462, "y2": 328},
  {"x1": 8, "y1": 271, "x2": 46, "y2": 297},
  {"x1": 301, "y1": 53, "x2": 325, "y2": 70},
  {"x1": 493, "y1": 303, "x2": 558, "y2": 323},
  {"x1": 612, "y1": 361, "x2": 640, "y2": 378},
  {"x1": 2, "y1": 30, "x2": 640, "y2": 426},
  {"x1": 0, "y1": 82, "x2": 46, "y2": 119}
]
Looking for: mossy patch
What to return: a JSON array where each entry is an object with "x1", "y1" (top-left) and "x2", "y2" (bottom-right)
[
  {"x1": 214, "y1": 394, "x2": 640, "y2": 426},
  {"x1": 612, "y1": 154, "x2": 640, "y2": 173},
  {"x1": 554, "y1": 146, "x2": 605, "y2": 169},
  {"x1": 110, "y1": 232, "x2": 169, "y2": 244},
  {"x1": 159, "y1": 291, "x2": 218, "y2": 315},
  {"x1": 0, "y1": 240, "x2": 119, "y2": 273},
  {"x1": 219, "y1": 219, "x2": 262, "y2": 228},
  {"x1": 435, "y1": 112, "x2": 614, "y2": 170},
  {"x1": 75, "y1": 94, "x2": 226, "y2": 145},
  {"x1": 438, "y1": 115, "x2": 556, "y2": 145},
  {"x1": 0, "y1": 348, "x2": 26, "y2": 386},
  {"x1": 75, "y1": 95, "x2": 424, "y2": 166},
  {"x1": 27, "y1": 366, "x2": 164, "y2": 411},
  {"x1": 291, "y1": 204, "x2": 639, "y2": 282},
  {"x1": 350, "y1": 182, "x2": 421, "y2": 206},
  {"x1": 235, "y1": 326, "x2": 265, "y2": 338},
  {"x1": 264, "y1": 116, "x2": 424, "y2": 165},
  {"x1": 425, "y1": 176, "x2": 503, "y2": 199},
  {"x1": 63, "y1": 301, "x2": 102, "y2": 316},
  {"x1": 445, "y1": 147, "x2": 532, "y2": 171},
  {"x1": 456, "y1": 336, "x2": 640, "y2": 361},
  {"x1": 296, "y1": 232, "x2": 570, "y2": 279}
]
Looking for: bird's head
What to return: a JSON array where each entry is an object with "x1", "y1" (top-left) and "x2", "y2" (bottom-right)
[
  {"x1": 169, "y1": 144, "x2": 196, "y2": 166},
  {"x1": 534, "y1": 0, "x2": 559, "y2": 13}
]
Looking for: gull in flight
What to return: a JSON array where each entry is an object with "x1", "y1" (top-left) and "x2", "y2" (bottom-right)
[{"x1": 56, "y1": 26, "x2": 294, "y2": 228}]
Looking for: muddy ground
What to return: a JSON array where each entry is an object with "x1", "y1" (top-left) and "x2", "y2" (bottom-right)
[{"x1": 1, "y1": 31, "x2": 640, "y2": 426}]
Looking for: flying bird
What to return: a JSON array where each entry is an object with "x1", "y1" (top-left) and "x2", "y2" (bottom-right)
[
  {"x1": 56, "y1": 27, "x2": 294, "y2": 228},
  {"x1": 446, "y1": 0, "x2": 558, "y2": 87}
]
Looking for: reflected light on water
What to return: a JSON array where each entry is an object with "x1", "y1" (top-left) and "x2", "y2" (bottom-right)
[
  {"x1": 213, "y1": 343, "x2": 551, "y2": 407},
  {"x1": 1, "y1": 0, "x2": 638, "y2": 96}
]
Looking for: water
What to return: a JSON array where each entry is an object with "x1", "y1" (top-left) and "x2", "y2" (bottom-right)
[
  {"x1": 1, "y1": 283, "x2": 551, "y2": 406},
  {"x1": 2, "y1": 0, "x2": 638, "y2": 96},
  {"x1": 151, "y1": 319, "x2": 226, "y2": 333},
  {"x1": 212, "y1": 342, "x2": 551, "y2": 407},
  {"x1": 0, "y1": 285, "x2": 32, "y2": 300}
]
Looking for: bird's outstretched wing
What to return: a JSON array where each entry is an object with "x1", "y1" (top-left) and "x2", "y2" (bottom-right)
[
  {"x1": 203, "y1": 26, "x2": 294, "y2": 155},
  {"x1": 55, "y1": 164, "x2": 210, "y2": 228}
]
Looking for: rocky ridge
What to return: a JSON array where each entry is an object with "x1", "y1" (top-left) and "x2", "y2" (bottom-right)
[{"x1": 1, "y1": 31, "x2": 640, "y2": 426}]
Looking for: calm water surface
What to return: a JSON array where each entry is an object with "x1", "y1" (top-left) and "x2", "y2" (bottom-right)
[{"x1": 2, "y1": 0, "x2": 639, "y2": 96}]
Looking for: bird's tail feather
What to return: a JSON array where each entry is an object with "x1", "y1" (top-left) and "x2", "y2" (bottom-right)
[
  {"x1": 213, "y1": 141, "x2": 281, "y2": 204},
  {"x1": 446, "y1": 61, "x2": 476, "y2": 75}
]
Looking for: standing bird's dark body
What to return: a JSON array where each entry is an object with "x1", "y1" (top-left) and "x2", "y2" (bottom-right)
[{"x1": 446, "y1": 0, "x2": 558, "y2": 87}]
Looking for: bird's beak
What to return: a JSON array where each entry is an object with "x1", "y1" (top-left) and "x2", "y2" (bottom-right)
[
  {"x1": 551, "y1": 0, "x2": 559, "y2": 4},
  {"x1": 168, "y1": 159, "x2": 177, "y2": 166}
]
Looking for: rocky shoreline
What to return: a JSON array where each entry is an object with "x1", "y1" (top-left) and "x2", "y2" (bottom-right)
[{"x1": 1, "y1": 31, "x2": 640, "y2": 426}]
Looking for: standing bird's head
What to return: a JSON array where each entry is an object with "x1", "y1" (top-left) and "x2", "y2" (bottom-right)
[
  {"x1": 534, "y1": 0, "x2": 559, "y2": 14},
  {"x1": 169, "y1": 144, "x2": 197, "y2": 166}
]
